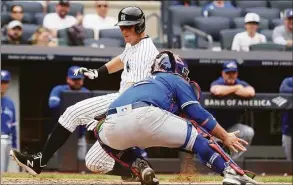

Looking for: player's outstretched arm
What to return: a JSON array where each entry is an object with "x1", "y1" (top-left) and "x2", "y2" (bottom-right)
[{"x1": 74, "y1": 56, "x2": 124, "y2": 79}]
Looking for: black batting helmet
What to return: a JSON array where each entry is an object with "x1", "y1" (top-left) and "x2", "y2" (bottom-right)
[{"x1": 115, "y1": 6, "x2": 145, "y2": 34}]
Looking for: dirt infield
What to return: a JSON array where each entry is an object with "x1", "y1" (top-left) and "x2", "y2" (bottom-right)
[{"x1": 1, "y1": 172, "x2": 292, "y2": 185}]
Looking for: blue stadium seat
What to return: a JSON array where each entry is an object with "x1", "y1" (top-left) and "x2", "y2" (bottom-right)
[
  {"x1": 167, "y1": 5, "x2": 202, "y2": 48},
  {"x1": 244, "y1": 7, "x2": 280, "y2": 20},
  {"x1": 57, "y1": 27, "x2": 95, "y2": 46},
  {"x1": 261, "y1": 29, "x2": 273, "y2": 41},
  {"x1": 99, "y1": 28, "x2": 125, "y2": 46},
  {"x1": 233, "y1": 17, "x2": 269, "y2": 30},
  {"x1": 208, "y1": 7, "x2": 242, "y2": 19},
  {"x1": 5, "y1": 1, "x2": 43, "y2": 14},
  {"x1": 1, "y1": 12, "x2": 10, "y2": 26},
  {"x1": 219, "y1": 28, "x2": 245, "y2": 50},
  {"x1": 271, "y1": 18, "x2": 283, "y2": 29},
  {"x1": 84, "y1": 38, "x2": 121, "y2": 48},
  {"x1": 194, "y1": 16, "x2": 231, "y2": 41},
  {"x1": 269, "y1": 1, "x2": 293, "y2": 11},
  {"x1": 235, "y1": 0, "x2": 268, "y2": 9},
  {"x1": 197, "y1": 0, "x2": 211, "y2": 7},
  {"x1": 34, "y1": 13, "x2": 45, "y2": 25},
  {"x1": 47, "y1": 2, "x2": 84, "y2": 16},
  {"x1": 22, "y1": 24, "x2": 39, "y2": 41}
]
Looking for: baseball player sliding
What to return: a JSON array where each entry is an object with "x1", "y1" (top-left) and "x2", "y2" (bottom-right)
[
  {"x1": 10, "y1": 6, "x2": 159, "y2": 181},
  {"x1": 96, "y1": 51, "x2": 258, "y2": 185}
]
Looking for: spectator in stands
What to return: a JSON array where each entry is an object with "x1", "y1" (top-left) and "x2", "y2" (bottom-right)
[
  {"x1": 210, "y1": 61, "x2": 255, "y2": 159},
  {"x1": 1, "y1": 20, "x2": 28, "y2": 45},
  {"x1": 82, "y1": 1, "x2": 117, "y2": 38},
  {"x1": 30, "y1": 26, "x2": 58, "y2": 47},
  {"x1": 202, "y1": 0, "x2": 235, "y2": 16},
  {"x1": 232, "y1": 13, "x2": 266, "y2": 52},
  {"x1": 273, "y1": 9, "x2": 293, "y2": 47},
  {"x1": 8, "y1": 5, "x2": 30, "y2": 24},
  {"x1": 43, "y1": 0, "x2": 77, "y2": 36},
  {"x1": 171, "y1": 0, "x2": 195, "y2": 6},
  {"x1": 279, "y1": 76, "x2": 293, "y2": 160},
  {"x1": 47, "y1": 66, "x2": 89, "y2": 160}
]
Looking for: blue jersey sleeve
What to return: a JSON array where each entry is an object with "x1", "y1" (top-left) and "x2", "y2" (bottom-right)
[
  {"x1": 210, "y1": 78, "x2": 224, "y2": 87},
  {"x1": 11, "y1": 101, "x2": 17, "y2": 148},
  {"x1": 237, "y1": 80, "x2": 250, "y2": 87},
  {"x1": 48, "y1": 86, "x2": 63, "y2": 108},
  {"x1": 280, "y1": 77, "x2": 293, "y2": 93},
  {"x1": 174, "y1": 77, "x2": 217, "y2": 132}
]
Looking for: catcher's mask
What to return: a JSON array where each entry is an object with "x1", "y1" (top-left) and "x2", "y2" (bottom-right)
[{"x1": 151, "y1": 51, "x2": 190, "y2": 81}]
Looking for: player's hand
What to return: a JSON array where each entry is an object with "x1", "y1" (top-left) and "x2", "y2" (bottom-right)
[
  {"x1": 222, "y1": 130, "x2": 248, "y2": 153},
  {"x1": 74, "y1": 67, "x2": 99, "y2": 79}
]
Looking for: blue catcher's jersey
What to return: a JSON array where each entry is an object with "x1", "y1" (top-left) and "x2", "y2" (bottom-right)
[
  {"x1": 110, "y1": 72, "x2": 199, "y2": 114},
  {"x1": 48, "y1": 85, "x2": 89, "y2": 109},
  {"x1": 1, "y1": 96, "x2": 17, "y2": 148}
]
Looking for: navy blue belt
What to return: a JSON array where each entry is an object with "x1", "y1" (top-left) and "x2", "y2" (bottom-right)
[{"x1": 107, "y1": 102, "x2": 151, "y2": 116}]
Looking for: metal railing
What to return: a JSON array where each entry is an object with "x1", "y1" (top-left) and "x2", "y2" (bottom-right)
[
  {"x1": 180, "y1": 25, "x2": 214, "y2": 50},
  {"x1": 146, "y1": 12, "x2": 164, "y2": 43}
]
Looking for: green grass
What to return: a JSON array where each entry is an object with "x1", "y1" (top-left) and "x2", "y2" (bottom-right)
[{"x1": 2, "y1": 172, "x2": 292, "y2": 183}]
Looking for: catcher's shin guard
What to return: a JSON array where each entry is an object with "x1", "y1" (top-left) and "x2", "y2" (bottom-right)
[{"x1": 190, "y1": 120, "x2": 255, "y2": 178}]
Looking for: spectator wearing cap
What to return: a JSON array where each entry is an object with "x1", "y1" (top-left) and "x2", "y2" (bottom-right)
[
  {"x1": 1, "y1": 70, "x2": 17, "y2": 172},
  {"x1": 279, "y1": 76, "x2": 293, "y2": 160},
  {"x1": 171, "y1": 0, "x2": 196, "y2": 6},
  {"x1": 232, "y1": 13, "x2": 267, "y2": 52},
  {"x1": 30, "y1": 26, "x2": 58, "y2": 47},
  {"x1": 8, "y1": 5, "x2": 30, "y2": 24},
  {"x1": 210, "y1": 61, "x2": 255, "y2": 159},
  {"x1": 273, "y1": 9, "x2": 293, "y2": 47},
  {"x1": 47, "y1": 66, "x2": 89, "y2": 160},
  {"x1": 82, "y1": 1, "x2": 117, "y2": 39},
  {"x1": 1, "y1": 20, "x2": 28, "y2": 45},
  {"x1": 202, "y1": 0, "x2": 235, "y2": 17},
  {"x1": 43, "y1": 0, "x2": 77, "y2": 37}
]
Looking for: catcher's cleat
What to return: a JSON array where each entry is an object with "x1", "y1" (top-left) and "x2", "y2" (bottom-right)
[
  {"x1": 10, "y1": 150, "x2": 46, "y2": 176},
  {"x1": 132, "y1": 158, "x2": 159, "y2": 185},
  {"x1": 222, "y1": 166, "x2": 258, "y2": 185}
]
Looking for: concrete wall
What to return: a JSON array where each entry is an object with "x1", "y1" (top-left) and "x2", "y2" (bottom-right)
[{"x1": 77, "y1": 1, "x2": 162, "y2": 39}]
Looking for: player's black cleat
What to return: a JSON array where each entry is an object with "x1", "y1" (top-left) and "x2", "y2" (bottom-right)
[
  {"x1": 132, "y1": 158, "x2": 159, "y2": 185},
  {"x1": 10, "y1": 150, "x2": 46, "y2": 176}
]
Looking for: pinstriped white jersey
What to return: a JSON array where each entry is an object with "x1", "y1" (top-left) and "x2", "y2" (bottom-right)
[{"x1": 118, "y1": 36, "x2": 159, "y2": 93}]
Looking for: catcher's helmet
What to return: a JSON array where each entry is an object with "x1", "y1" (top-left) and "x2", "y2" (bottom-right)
[
  {"x1": 115, "y1": 6, "x2": 145, "y2": 34},
  {"x1": 151, "y1": 51, "x2": 190, "y2": 81}
]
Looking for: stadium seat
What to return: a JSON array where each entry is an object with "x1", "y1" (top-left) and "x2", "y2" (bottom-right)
[
  {"x1": 269, "y1": 1, "x2": 293, "y2": 11},
  {"x1": 250, "y1": 42, "x2": 286, "y2": 51},
  {"x1": 5, "y1": 1, "x2": 43, "y2": 14},
  {"x1": 1, "y1": 12, "x2": 10, "y2": 26},
  {"x1": 219, "y1": 28, "x2": 245, "y2": 50},
  {"x1": 208, "y1": 8, "x2": 242, "y2": 19},
  {"x1": 57, "y1": 27, "x2": 95, "y2": 46},
  {"x1": 235, "y1": 0, "x2": 268, "y2": 9},
  {"x1": 34, "y1": 13, "x2": 45, "y2": 25},
  {"x1": 261, "y1": 29, "x2": 273, "y2": 41},
  {"x1": 197, "y1": 0, "x2": 211, "y2": 7},
  {"x1": 271, "y1": 18, "x2": 283, "y2": 29},
  {"x1": 167, "y1": 5, "x2": 202, "y2": 48},
  {"x1": 99, "y1": 28, "x2": 125, "y2": 46},
  {"x1": 47, "y1": 2, "x2": 84, "y2": 16},
  {"x1": 84, "y1": 38, "x2": 121, "y2": 48},
  {"x1": 244, "y1": 7, "x2": 280, "y2": 20},
  {"x1": 194, "y1": 16, "x2": 231, "y2": 41},
  {"x1": 22, "y1": 24, "x2": 39, "y2": 41},
  {"x1": 233, "y1": 17, "x2": 269, "y2": 30}
]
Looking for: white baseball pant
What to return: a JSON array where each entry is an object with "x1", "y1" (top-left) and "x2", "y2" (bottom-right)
[
  {"x1": 99, "y1": 105, "x2": 198, "y2": 152},
  {"x1": 58, "y1": 92, "x2": 120, "y2": 173},
  {"x1": 1, "y1": 135, "x2": 12, "y2": 172}
]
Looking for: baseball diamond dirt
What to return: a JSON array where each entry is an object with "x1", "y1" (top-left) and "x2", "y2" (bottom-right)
[{"x1": 1, "y1": 173, "x2": 292, "y2": 185}]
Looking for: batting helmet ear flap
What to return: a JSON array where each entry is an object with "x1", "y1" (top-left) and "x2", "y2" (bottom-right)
[{"x1": 190, "y1": 81, "x2": 201, "y2": 101}]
